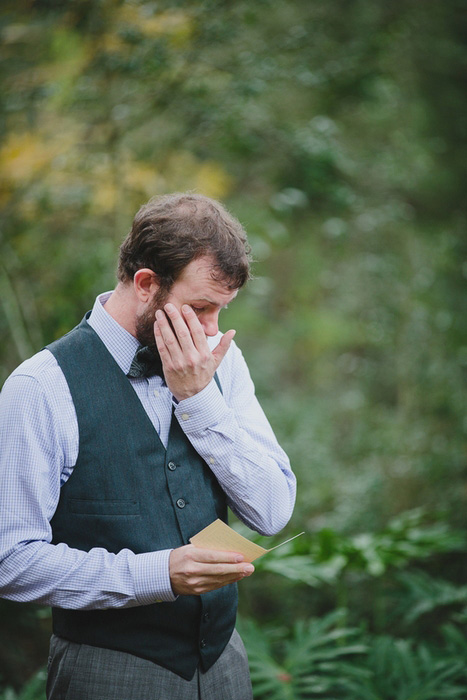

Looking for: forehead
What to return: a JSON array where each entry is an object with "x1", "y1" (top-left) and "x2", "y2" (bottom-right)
[{"x1": 173, "y1": 256, "x2": 238, "y2": 304}]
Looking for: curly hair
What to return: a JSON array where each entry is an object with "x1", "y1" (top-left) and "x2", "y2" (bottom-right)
[{"x1": 118, "y1": 193, "x2": 252, "y2": 291}]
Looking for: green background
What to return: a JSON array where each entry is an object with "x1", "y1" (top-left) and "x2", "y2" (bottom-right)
[{"x1": 1, "y1": 1, "x2": 466, "y2": 697}]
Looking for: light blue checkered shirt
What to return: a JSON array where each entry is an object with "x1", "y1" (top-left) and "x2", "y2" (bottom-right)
[{"x1": 0, "y1": 292, "x2": 295, "y2": 609}]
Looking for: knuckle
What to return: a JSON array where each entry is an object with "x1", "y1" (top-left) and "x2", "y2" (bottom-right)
[
  {"x1": 185, "y1": 562, "x2": 199, "y2": 576},
  {"x1": 186, "y1": 355, "x2": 197, "y2": 369},
  {"x1": 190, "y1": 576, "x2": 204, "y2": 593}
]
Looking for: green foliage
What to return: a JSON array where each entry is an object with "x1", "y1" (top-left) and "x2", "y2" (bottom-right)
[
  {"x1": 0, "y1": 669, "x2": 46, "y2": 700},
  {"x1": 240, "y1": 615, "x2": 467, "y2": 700},
  {"x1": 0, "y1": 602, "x2": 50, "y2": 692},
  {"x1": 397, "y1": 571, "x2": 467, "y2": 626},
  {"x1": 254, "y1": 509, "x2": 467, "y2": 586},
  {"x1": 1, "y1": 0, "x2": 466, "y2": 694},
  {"x1": 357, "y1": 634, "x2": 467, "y2": 700},
  {"x1": 442, "y1": 623, "x2": 467, "y2": 660},
  {"x1": 238, "y1": 611, "x2": 370, "y2": 699},
  {"x1": 238, "y1": 509, "x2": 467, "y2": 650}
]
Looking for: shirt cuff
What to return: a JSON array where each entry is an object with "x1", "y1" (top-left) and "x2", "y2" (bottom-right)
[
  {"x1": 132, "y1": 549, "x2": 177, "y2": 604},
  {"x1": 174, "y1": 379, "x2": 229, "y2": 433}
]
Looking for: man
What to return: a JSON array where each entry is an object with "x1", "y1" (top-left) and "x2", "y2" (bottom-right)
[{"x1": 0, "y1": 193, "x2": 296, "y2": 699}]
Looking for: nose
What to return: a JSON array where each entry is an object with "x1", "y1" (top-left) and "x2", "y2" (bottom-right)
[{"x1": 201, "y1": 312, "x2": 219, "y2": 337}]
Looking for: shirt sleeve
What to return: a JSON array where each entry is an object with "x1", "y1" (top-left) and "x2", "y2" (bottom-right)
[
  {"x1": 0, "y1": 372, "x2": 176, "y2": 608},
  {"x1": 174, "y1": 340, "x2": 296, "y2": 536}
]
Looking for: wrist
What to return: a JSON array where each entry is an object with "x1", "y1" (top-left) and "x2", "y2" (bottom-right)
[
  {"x1": 132, "y1": 549, "x2": 177, "y2": 604},
  {"x1": 175, "y1": 379, "x2": 227, "y2": 432}
]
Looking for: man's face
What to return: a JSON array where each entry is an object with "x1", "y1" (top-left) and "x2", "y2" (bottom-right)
[{"x1": 135, "y1": 256, "x2": 238, "y2": 350}]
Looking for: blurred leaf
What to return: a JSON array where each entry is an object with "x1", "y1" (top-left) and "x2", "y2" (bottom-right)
[
  {"x1": 397, "y1": 571, "x2": 467, "y2": 625},
  {"x1": 238, "y1": 610, "x2": 370, "y2": 700}
]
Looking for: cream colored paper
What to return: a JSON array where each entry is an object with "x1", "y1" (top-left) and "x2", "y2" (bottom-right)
[{"x1": 189, "y1": 519, "x2": 304, "y2": 563}]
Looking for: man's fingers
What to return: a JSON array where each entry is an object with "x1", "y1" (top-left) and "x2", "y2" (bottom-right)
[
  {"x1": 189, "y1": 546, "x2": 246, "y2": 564},
  {"x1": 152, "y1": 305, "x2": 235, "y2": 399},
  {"x1": 169, "y1": 545, "x2": 255, "y2": 596},
  {"x1": 187, "y1": 546, "x2": 255, "y2": 577},
  {"x1": 153, "y1": 319, "x2": 173, "y2": 364},
  {"x1": 155, "y1": 309, "x2": 180, "y2": 352},
  {"x1": 181, "y1": 305, "x2": 209, "y2": 350},
  {"x1": 212, "y1": 330, "x2": 236, "y2": 365},
  {"x1": 163, "y1": 304, "x2": 197, "y2": 352},
  {"x1": 155, "y1": 305, "x2": 207, "y2": 362},
  {"x1": 194, "y1": 561, "x2": 255, "y2": 578}
]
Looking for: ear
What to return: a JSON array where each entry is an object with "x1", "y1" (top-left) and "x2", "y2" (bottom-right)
[{"x1": 133, "y1": 268, "x2": 160, "y2": 303}]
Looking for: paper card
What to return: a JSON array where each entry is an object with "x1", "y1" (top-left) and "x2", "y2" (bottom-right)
[{"x1": 189, "y1": 519, "x2": 304, "y2": 563}]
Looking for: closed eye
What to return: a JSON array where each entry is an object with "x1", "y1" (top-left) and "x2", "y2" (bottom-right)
[{"x1": 190, "y1": 304, "x2": 229, "y2": 315}]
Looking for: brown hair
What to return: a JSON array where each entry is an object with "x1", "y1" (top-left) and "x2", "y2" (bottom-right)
[{"x1": 118, "y1": 193, "x2": 252, "y2": 291}]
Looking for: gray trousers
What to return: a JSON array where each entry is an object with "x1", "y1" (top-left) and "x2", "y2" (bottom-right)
[{"x1": 46, "y1": 629, "x2": 253, "y2": 700}]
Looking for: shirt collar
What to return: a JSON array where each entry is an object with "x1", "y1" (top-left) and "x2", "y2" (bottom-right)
[{"x1": 87, "y1": 291, "x2": 140, "y2": 375}]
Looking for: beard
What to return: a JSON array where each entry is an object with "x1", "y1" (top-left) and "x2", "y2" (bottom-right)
[{"x1": 134, "y1": 286, "x2": 170, "y2": 352}]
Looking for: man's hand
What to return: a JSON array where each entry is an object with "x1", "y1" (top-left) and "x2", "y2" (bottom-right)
[
  {"x1": 169, "y1": 545, "x2": 254, "y2": 596},
  {"x1": 153, "y1": 303, "x2": 235, "y2": 401}
]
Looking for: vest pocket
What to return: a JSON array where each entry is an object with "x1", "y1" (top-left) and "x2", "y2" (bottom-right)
[{"x1": 69, "y1": 498, "x2": 140, "y2": 516}]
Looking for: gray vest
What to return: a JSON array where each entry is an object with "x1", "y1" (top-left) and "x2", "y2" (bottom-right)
[{"x1": 47, "y1": 314, "x2": 238, "y2": 680}]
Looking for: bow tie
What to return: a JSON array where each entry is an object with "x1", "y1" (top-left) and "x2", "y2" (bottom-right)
[{"x1": 127, "y1": 346, "x2": 164, "y2": 379}]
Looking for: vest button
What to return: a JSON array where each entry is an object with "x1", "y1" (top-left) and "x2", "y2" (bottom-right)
[
  {"x1": 200, "y1": 639, "x2": 206, "y2": 648},
  {"x1": 167, "y1": 461, "x2": 176, "y2": 471},
  {"x1": 203, "y1": 612, "x2": 210, "y2": 622},
  {"x1": 176, "y1": 498, "x2": 186, "y2": 509}
]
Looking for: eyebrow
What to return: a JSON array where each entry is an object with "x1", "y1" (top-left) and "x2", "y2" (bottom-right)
[
  {"x1": 193, "y1": 293, "x2": 237, "y2": 307},
  {"x1": 193, "y1": 298, "x2": 228, "y2": 308}
]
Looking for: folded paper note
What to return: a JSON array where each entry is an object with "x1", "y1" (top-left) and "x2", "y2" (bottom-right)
[{"x1": 189, "y1": 519, "x2": 305, "y2": 563}]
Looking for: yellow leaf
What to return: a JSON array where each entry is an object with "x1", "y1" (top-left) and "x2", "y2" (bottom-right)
[
  {"x1": 162, "y1": 151, "x2": 233, "y2": 199},
  {"x1": 117, "y1": 7, "x2": 193, "y2": 45},
  {"x1": 101, "y1": 33, "x2": 129, "y2": 55},
  {"x1": 142, "y1": 11, "x2": 194, "y2": 45},
  {"x1": 194, "y1": 161, "x2": 233, "y2": 200},
  {"x1": 0, "y1": 132, "x2": 54, "y2": 184},
  {"x1": 91, "y1": 182, "x2": 119, "y2": 214},
  {"x1": 124, "y1": 163, "x2": 164, "y2": 196}
]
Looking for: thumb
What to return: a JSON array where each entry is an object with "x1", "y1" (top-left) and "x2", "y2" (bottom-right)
[{"x1": 212, "y1": 329, "x2": 236, "y2": 367}]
